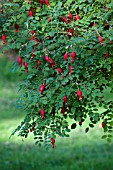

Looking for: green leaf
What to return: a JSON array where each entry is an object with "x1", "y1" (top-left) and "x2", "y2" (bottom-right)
[
  {"x1": 89, "y1": 123, "x2": 94, "y2": 128},
  {"x1": 71, "y1": 123, "x2": 77, "y2": 129},
  {"x1": 110, "y1": 121, "x2": 113, "y2": 126},
  {"x1": 49, "y1": 32, "x2": 54, "y2": 37},
  {"x1": 101, "y1": 135, "x2": 107, "y2": 139},
  {"x1": 85, "y1": 127, "x2": 89, "y2": 133}
]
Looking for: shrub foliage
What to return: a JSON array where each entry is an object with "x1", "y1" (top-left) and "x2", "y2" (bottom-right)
[{"x1": 1, "y1": 0, "x2": 113, "y2": 147}]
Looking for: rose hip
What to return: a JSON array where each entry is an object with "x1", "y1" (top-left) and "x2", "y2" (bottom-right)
[{"x1": 77, "y1": 90, "x2": 82, "y2": 100}]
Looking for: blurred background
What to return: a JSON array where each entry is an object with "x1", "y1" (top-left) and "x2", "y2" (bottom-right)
[{"x1": 0, "y1": 49, "x2": 113, "y2": 170}]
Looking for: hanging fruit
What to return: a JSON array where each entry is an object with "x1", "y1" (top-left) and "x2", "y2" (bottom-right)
[
  {"x1": 44, "y1": 0, "x2": 50, "y2": 7},
  {"x1": 77, "y1": 90, "x2": 82, "y2": 100},
  {"x1": 51, "y1": 138, "x2": 56, "y2": 148},
  {"x1": 40, "y1": 109, "x2": 45, "y2": 119},
  {"x1": 2, "y1": 34, "x2": 6, "y2": 44},
  {"x1": 29, "y1": 9, "x2": 33, "y2": 17},
  {"x1": 40, "y1": 83, "x2": 46, "y2": 93},
  {"x1": 71, "y1": 51, "x2": 76, "y2": 62},
  {"x1": 64, "y1": 96, "x2": 68, "y2": 104},
  {"x1": 68, "y1": 13, "x2": 73, "y2": 22},
  {"x1": 75, "y1": 14, "x2": 80, "y2": 20},
  {"x1": 14, "y1": 24, "x2": 19, "y2": 32},
  {"x1": 18, "y1": 56, "x2": 22, "y2": 67},
  {"x1": 64, "y1": 53, "x2": 68, "y2": 61}
]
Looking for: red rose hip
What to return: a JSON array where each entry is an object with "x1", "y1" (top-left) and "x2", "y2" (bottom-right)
[
  {"x1": 14, "y1": 24, "x2": 19, "y2": 32},
  {"x1": 98, "y1": 36, "x2": 103, "y2": 45},
  {"x1": 69, "y1": 66, "x2": 73, "y2": 74},
  {"x1": 29, "y1": 9, "x2": 33, "y2": 17},
  {"x1": 75, "y1": 14, "x2": 80, "y2": 20},
  {"x1": 51, "y1": 138, "x2": 56, "y2": 148},
  {"x1": 77, "y1": 90, "x2": 82, "y2": 100},
  {"x1": 18, "y1": 56, "x2": 22, "y2": 67},
  {"x1": 40, "y1": 109, "x2": 45, "y2": 119},
  {"x1": 102, "y1": 122, "x2": 105, "y2": 128},
  {"x1": 68, "y1": 13, "x2": 73, "y2": 22},
  {"x1": 64, "y1": 96, "x2": 67, "y2": 104},
  {"x1": 71, "y1": 51, "x2": 76, "y2": 62},
  {"x1": 62, "y1": 17, "x2": 68, "y2": 24},
  {"x1": 57, "y1": 68, "x2": 63, "y2": 74},
  {"x1": 24, "y1": 62, "x2": 28, "y2": 68},
  {"x1": 40, "y1": 83, "x2": 46, "y2": 93},
  {"x1": 106, "y1": 51, "x2": 109, "y2": 59},
  {"x1": 64, "y1": 53, "x2": 68, "y2": 61},
  {"x1": 44, "y1": 0, "x2": 50, "y2": 7},
  {"x1": 2, "y1": 34, "x2": 6, "y2": 44}
]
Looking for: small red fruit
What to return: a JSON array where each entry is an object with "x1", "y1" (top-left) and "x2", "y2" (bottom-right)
[
  {"x1": 64, "y1": 96, "x2": 67, "y2": 104},
  {"x1": 106, "y1": 51, "x2": 109, "y2": 59},
  {"x1": 31, "y1": 49, "x2": 35, "y2": 58},
  {"x1": 44, "y1": 0, "x2": 50, "y2": 7},
  {"x1": 102, "y1": 122, "x2": 105, "y2": 128},
  {"x1": 30, "y1": 123, "x2": 36, "y2": 132},
  {"x1": 40, "y1": 83, "x2": 46, "y2": 93},
  {"x1": 62, "y1": 17, "x2": 69, "y2": 24},
  {"x1": 25, "y1": 67, "x2": 28, "y2": 73},
  {"x1": 69, "y1": 66, "x2": 73, "y2": 74},
  {"x1": 30, "y1": 36, "x2": 35, "y2": 41},
  {"x1": 48, "y1": 18, "x2": 51, "y2": 23},
  {"x1": 64, "y1": 53, "x2": 68, "y2": 61},
  {"x1": 62, "y1": 76, "x2": 65, "y2": 79},
  {"x1": 31, "y1": 30, "x2": 35, "y2": 35},
  {"x1": 45, "y1": 55, "x2": 55, "y2": 67},
  {"x1": 37, "y1": 60, "x2": 41, "y2": 69},
  {"x1": 24, "y1": 62, "x2": 28, "y2": 68},
  {"x1": 35, "y1": 38, "x2": 39, "y2": 46},
  {"x1": 29, "y1": 9, "x2": 33, "y2": 17},
  {"x1": 48, "y1": 58, "x2": 54, "y2": 64},
  {"x1": 39, "y1": 0, "x2": 43, "y2": 6},
  {"x1": 14, "y1": 24, "x2": 19, "y2": 32},
  {"x1": 24, "y1": 62, "x2": 28, "y2": 72},
  {"x1": 30, "y1": 127, "x2": 35, "y2": 132},
  {"x1": 69, "y1": 28, "x2": 74, "y2": 36},
  {"x1": 75, "y1": 14, "x2": 80, "y2": 21},
  {"x1": 18, "y1": 56, "x2": 22, "y2": 67},
  {"x1": 57, "y1": 68, "x2": 63, "y2": 74},
  {"x1": 68, "y1": 13, "x2": 73, "y2": 22},
  {"x1": 40, "y1": 109, "x2": 45, "y2": 119},
  {"x1": 62, "y1": 107, "x2": 66, "y2": 116},
  {"x1": 45, "y1": 55, "x2": 50, "y2": 61},
  {"x1": 71, "y1": 51, "x2": 76, "y2": 62},
  {"x1": 2, "y1": 34, "x2": 6, "y2": 44},
  {"x1": 77, "y1": 90, "x2": 82, "y2": 100},
  {"x1": 98, "y1": 36, "x2": 103, "y2": 45},
  {"x1": 106, "y1": 6, "x2": 110, "y2": 11},
  {"x1": 51, "y1": 138, "x2": 56, "y2": 148},
  {"x1": 79, "y1": 122, "x2": 82, "y2": 126}
]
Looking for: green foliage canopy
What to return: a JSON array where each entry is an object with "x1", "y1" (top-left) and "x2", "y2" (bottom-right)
[{"x1": 1, "y1": 0, "x2": 113, "y2": 147}]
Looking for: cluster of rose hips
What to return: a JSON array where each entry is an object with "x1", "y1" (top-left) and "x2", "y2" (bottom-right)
[
  {"x1": 2, "y1": 0, "x2": 111, "y2": 147},
  {"x1": 28, "y1": 0, "x2": 50, "y2": 17},
  {"x1": 62, "y1": 13, "x2": 80, "y2": 25},
  {"x1": 18, "y1": 56, "x2": 28, "y2": 72}
]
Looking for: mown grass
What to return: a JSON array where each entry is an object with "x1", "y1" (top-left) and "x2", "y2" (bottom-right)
[{"x1": 0, "y1": 56, "x2": 113, "y2": 170}]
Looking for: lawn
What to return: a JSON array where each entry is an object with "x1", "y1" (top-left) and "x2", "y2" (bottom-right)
[{"x1": 0, "y1": 56, "x2": 113, "y2": 170}]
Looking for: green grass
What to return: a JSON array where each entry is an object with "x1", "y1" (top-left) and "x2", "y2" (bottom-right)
[{"x1": 0, "y1": 56, "x2": 113, "y2": 170}]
